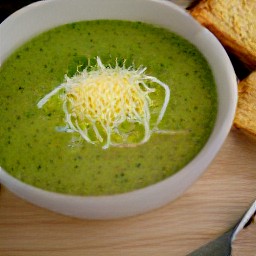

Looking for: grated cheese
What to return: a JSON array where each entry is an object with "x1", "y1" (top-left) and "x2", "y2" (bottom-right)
[{"x1": 37, "y1": 57, "x2": 170, "y2": 149}]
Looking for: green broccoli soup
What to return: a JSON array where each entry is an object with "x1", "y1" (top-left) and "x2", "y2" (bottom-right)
[{"x1": 0, "y1": 20, "x2": 217, "y2": 195}]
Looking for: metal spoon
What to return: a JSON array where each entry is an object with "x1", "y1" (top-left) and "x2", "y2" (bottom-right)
[{"x1": 187, "y1": 200, "x2": 256, "y2": 256}]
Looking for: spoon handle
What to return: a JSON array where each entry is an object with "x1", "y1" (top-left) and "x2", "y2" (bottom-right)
[
  {"x1": 187, "y1": 231, "x2": 233, "y2": 256},
  {"x1": 231, "y1": 200, "x2": 256, "y2": 241},
  {"x1": 187, "y1": 200, "x2": 256, "y2": 256}
]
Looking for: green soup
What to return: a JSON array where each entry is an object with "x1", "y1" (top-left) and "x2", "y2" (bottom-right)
[{"x1": 0, "y1": 20, "x2": 217, "y2": 195}]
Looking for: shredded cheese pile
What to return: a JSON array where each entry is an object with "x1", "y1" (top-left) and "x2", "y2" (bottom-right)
[{"x1": 37, "y1": 57, "x2": 170, "y2": 149}]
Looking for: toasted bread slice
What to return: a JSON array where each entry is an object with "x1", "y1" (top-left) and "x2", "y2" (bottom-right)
[
  {"x1": 190, "y1": 0, "x2": 256, "y2": 70},
  {"x1": 234, "y1": 71, "x2": 256, "y2": 138}
]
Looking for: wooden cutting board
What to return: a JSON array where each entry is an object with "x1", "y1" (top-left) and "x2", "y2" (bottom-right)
[{"x1": 0, "y1": 129, "x2": 255, "y2": 256}]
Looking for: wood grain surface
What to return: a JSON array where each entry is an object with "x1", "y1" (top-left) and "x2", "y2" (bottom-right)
[
  {"x1": 0, "y1": 129, "x2": 255, "y2": 256},
  {"x1": 233, "y1": 222, "x2": 256, "y2": 256}
]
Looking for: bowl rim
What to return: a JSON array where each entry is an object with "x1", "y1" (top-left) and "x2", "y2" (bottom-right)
[{"x1": 0, "y1": 0, "x2": 238, "y2": 219}]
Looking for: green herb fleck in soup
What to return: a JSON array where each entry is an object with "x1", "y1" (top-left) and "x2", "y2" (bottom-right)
[{"x1": 0, "y1": 20, "x2": 217, "y2": 195}]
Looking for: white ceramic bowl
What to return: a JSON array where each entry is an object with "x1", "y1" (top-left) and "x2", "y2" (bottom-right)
[{"x1": 0, "y1": 0, "x2": 237, "y2": 219}]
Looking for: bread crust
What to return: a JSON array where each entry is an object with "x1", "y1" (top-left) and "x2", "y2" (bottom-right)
[
  {"x1": 233, "y1": 71, "x2": 256, "y2": 138},
  {"x1": 190, "y1": 0, "x2": 256, "y2": 70}
]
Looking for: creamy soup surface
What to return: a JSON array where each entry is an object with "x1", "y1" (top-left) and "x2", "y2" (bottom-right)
[{"x1": 0, "y1": 20, "x2": 217, "y2": 195}]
